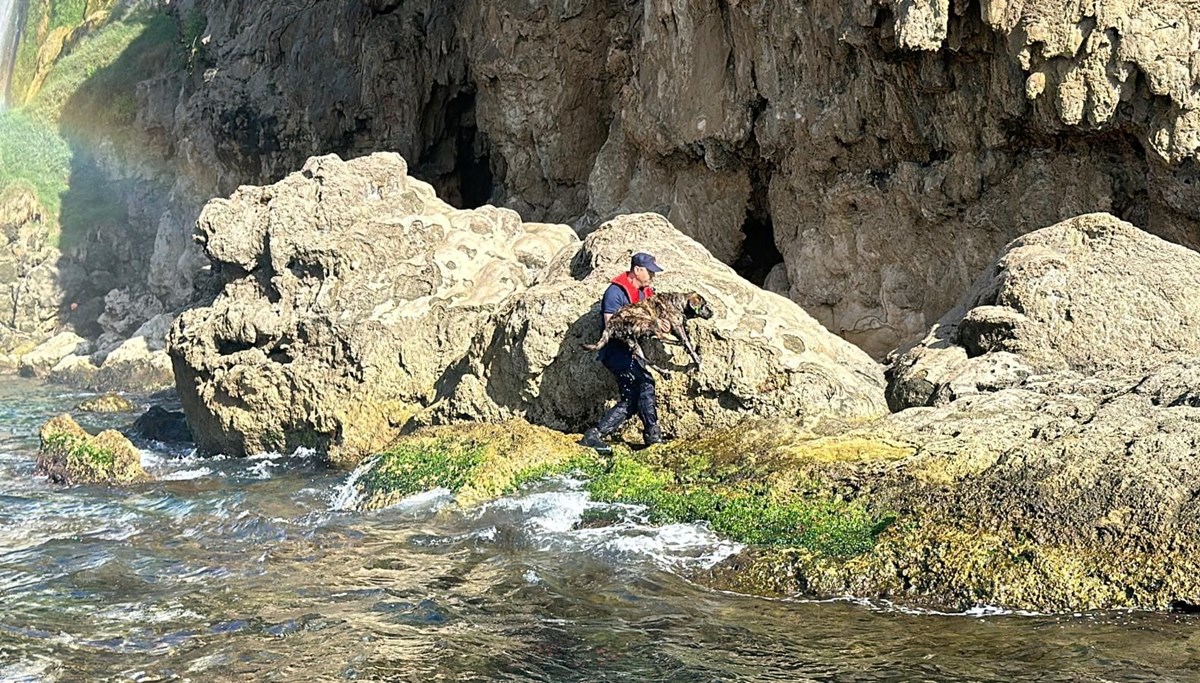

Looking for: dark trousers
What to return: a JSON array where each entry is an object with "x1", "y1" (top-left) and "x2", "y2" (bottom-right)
[{"x1": 597, "y1": 347, "x2": 660, "y2": 441}]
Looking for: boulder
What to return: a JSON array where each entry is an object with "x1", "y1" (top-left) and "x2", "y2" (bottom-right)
[
  {"x1": 427, "y1": 212, "x2": 888, "y2": 438},
  {"x1": 92, "y1": 340, "x2": 174, "y2": 393},
  {"x1": 36, "y1": 414, "x2": 151, "y2": 486},
  {"x1": 888, "y1": 214, "x2": 1200, "y2": 409},
  {"x1": 130, "y1": 406, "x2": 193, "y2": 444},
  {"x1": 170, "y1": 153, "x2": 887, "y2": 466},
  {"x1": 97, "y1": 287, "x2": 165, "y2": 338},
  {"x1": 168, "y1": 153, "x2": 579, "y2": 463},
  {"x1": 18, "y1": 332, "x2": 91, "y2": 378},
  {"x1": 77, "y1": 393, "x2": 137, "y2": 413}
]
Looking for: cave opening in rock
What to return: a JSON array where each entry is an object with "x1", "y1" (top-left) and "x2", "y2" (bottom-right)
[
  {"x1": 449, "y1": 91, "x2": 494, "y2": 209},
  {"x1": 732, "y1": 173, "x2": 784, "y2": 287}
]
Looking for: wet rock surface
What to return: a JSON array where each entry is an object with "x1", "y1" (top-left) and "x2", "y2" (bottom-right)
[{"x1": 36, "y1": 414, "x2": 150, "y2": 486}]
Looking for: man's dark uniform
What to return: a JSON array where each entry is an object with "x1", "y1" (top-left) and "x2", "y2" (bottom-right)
[{"x1": 582, "y1": 254, "x2": 663, "y2": 450}]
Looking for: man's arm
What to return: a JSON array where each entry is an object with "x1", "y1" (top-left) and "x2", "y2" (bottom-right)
[{"x1": 600, "y1": 284, "x2": 629, "y2": 329}]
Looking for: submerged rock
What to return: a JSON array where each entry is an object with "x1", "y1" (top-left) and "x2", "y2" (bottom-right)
[
  {"x1": 36, "y1": 414, "x2": 150, "y2": 486},
  {"x1": 130, "y1": 406, "x2": 193, "y2": 444}
]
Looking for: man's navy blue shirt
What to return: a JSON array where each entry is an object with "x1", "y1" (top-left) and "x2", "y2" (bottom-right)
[{"x1": 598, "y1": 282, "x2": 649, "y2": 366}]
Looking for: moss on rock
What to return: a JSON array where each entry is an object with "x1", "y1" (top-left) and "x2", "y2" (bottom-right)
[
  {"x1": 76, "y1": 392, "x2": 136, "y2": 413},
  {"x1": 354, "y1": 421, "x2": 601, "y2": 511},
  {"x1": 36, "y1": 413, "x2": 149, "y2": 485}
]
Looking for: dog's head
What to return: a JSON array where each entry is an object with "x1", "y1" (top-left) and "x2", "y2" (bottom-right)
[{"x1": 684, "y1": 292, "x2": 714, "y2": 320}]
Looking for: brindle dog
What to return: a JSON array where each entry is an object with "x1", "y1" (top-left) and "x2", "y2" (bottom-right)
[{"x1": 584, "y1": 291, "x2": 715, "y2": 373}]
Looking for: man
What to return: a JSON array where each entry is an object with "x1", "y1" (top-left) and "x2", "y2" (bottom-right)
[{"x1": 580, "y1": 252, "x2": 664, "y2": 454}]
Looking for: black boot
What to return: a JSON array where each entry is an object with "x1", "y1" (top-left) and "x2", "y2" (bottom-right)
[
  {"x1": 642, "y1": 425, "x2": 662, "y2": 447},
  {"x1": 580, "y1": 427, "x2": 612, "y2": 456}
]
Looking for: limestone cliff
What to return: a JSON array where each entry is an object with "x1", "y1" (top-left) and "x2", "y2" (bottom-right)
[
  {"x1": 142, "y1": 0, "x2": 1200, "y2": 360},
  {"x1": 8, "y1": 0, "x2": 1200, "y2": 367}
]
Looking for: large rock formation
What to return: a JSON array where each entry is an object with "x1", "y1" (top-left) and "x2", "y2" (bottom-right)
[
  {"x1": 168, "y1": 152, "x2": 580, "y2": 463},
  {"x1": 11, "y1": 0, "x2": 1200, "y2": 375},
  {"x1": 888, "y1": 213, "x2": 1200, "y2": 409},
  {"x1": 170, "y1": 152, "x2": 887, "y2": 465},
  {"x1": 429, "y1": 212, "x2": 887, "y2": 437}
]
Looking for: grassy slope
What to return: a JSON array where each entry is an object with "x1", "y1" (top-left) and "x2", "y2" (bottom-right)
[{"x1": 0, "y1": 5, "x2": 178, "y2": 245}]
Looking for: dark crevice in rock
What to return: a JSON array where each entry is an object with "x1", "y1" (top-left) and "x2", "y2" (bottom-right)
[
  {"x1": 734, "y1": 132, "x2": 783, "y2": 286},
  {"x1": 417, "y1": 86, "x2": 494, "y2": 209}
]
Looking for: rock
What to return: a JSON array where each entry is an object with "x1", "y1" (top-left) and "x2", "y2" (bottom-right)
[
  {"x1": 170, "y1": 153, "x2": 886, "y2": 466},
  {"x1": 36, "y1": 414, "x2": 151, "y2": 486},
  {"x1": 97, "y1": 287, "x2": 165, "y2": 338},
  {"x1": 169, "y1": 153, "x2": 579, "y2": 464},
  {"x1": 428, "y1": 212, "x2": 889, "y2": 439},
  {"x1": 347, "y1": 421, "x2": 596, "y2": 511},
  {"x1": 130, "y1": 406, "x2": 193, "y2": 444},
  {"x1": 47, "y1": 354, "x2": 98, "y2": 388},
  {"x1": 77, "y1": 393, "x2": 137, "y2": 413},
  {"x1": 703, "y1": 359, "x2": 1200, "y2": 612},
  {"x1": 18, "y1": 332, "x2": 90, "y2": 378},
  {"x1": 93, "y1": 341, "x2": 174, "y2": 393},
  {"x1": 888, "y1": 214, "x2": 1200, "y2": 409},
  {"x1": 59, "y1": 0, "x2": 1196, "y2": 366}
]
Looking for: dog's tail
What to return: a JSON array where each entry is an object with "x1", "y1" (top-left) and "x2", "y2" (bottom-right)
[{"x1": 582, "y1": 328, "x2": 611, "y2": 352}]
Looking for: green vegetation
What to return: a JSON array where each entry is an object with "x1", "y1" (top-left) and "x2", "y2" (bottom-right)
[
  {"x1": 48, "y1": 0, "x2": 88, "y2": 33},
  {"x1": 0, "y1": 110, "x2": 71, "y2": 219},
  {"x1": 0, "y1": 5, "x2": 180, "y2": 247},
  {"x1": 360, "y1": 438, "x2": 489, "y2": 501},
  {"x1": 355, "y1": 420, "x2": 895, "y2": 559},
  {"x1": 44, "y1": 430, "x2": 115, "y2": 468},
  {"x1": 30, "y1": 12, "x2": 176, "y2": 127},
  {"x1": 587, "y1": 454, "x2": 890, "y2": 557},
  {"x1": 179, "y1": 8, "x2": 206, "y2": 70}
]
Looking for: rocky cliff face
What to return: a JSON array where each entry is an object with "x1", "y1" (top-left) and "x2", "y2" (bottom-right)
[
  {"x1": 131, "y1": 0, "x2": 1200, "y2": 362},
  {"x1": 7, "y1": 0, "x2": 1200, "y2": 367}
]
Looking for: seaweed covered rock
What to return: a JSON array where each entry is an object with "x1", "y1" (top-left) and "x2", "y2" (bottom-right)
[
  {"x1": 349, "y1": 421, "x2": 599, "y2": 511},
  {"x1": 168, "y1": 153, "x2": 577, "y2": 464},
  {"x1": 888, "y1": 214, "x2": 1200, "y2": 409},
  {"x1": 36, "y1": 414, "x2": 150, "y2": 486},
  {"x1": 76, "y1": 392, "x2": 136, "y2": 413},
  {"x1": 690, "y1": 364, "x2": 1200, "y2": 612}
]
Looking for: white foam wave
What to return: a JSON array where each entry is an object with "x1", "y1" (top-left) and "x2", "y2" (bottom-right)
[
  {"x1": 480, "y1": 481, "x2": 743, "y2": 571},
  {"x1": 328, "y1": 456, "x2": 377, "y2": 511},
  {"x1": 157, "y1": 467, "x2": 213, "y2": 481}
]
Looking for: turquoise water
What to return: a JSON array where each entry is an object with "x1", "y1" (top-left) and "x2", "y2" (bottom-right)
[{"x1": 1, "y1": 375, "x2": 1198, "y2": 682}]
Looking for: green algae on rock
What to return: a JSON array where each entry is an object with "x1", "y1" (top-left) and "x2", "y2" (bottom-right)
[
  {"x1": 353, "y1": 421, "x2": 603, "y2": 511},
  {"x1": 36, "y1": 414, "x2": 149, "y2": 485},
  {"x1": 76, "y1": 392, "x2": 136, "y2": 413}
]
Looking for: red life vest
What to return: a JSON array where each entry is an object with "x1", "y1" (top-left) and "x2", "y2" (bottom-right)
[{"x1": 611, "y1": 271, "x2": 654, "y2": 304}]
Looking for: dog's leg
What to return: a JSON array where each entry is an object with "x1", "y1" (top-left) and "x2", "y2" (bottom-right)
[
  {"x1": 631, "y1": 339, "x2": 671, "y2": 379},
  {"x1": 583, "y1": 327, "x2": 613, "y2": 351},
  {"x1": 672, "y1": 322, "x2": 703, "y2": 370}
]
